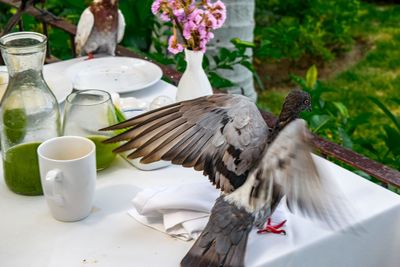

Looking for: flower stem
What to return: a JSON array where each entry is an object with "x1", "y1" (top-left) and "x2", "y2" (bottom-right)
[{"x1": 170, "y1": 11, "x2": 189, "y2": 47}]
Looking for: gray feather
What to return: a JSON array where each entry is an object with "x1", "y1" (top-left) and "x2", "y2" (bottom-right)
[
  {"x1": 105, "y1": 94, "x2": 269, "y2": 194},
  {"x1": 181, "y1": 197, "x2": 253, "y2": 267}
]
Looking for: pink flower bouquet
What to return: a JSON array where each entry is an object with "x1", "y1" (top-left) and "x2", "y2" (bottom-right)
[{"x1": 151, "y1": 0, "x2": 227, "y2": 54}]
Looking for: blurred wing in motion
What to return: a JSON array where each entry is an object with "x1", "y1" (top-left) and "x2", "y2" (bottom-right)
[
  {"x1": 75, "y1": 8, "x2": 94, "y2": 56},
  {"x1": 228, "y1": 119, "x2": 349, "y2": 229},
  {"x1": 117, "y1": 9, "x2": 126, "y2": 43},
  {"x1": 102, "y1": 94, "x2": 269, "y2": 194}
]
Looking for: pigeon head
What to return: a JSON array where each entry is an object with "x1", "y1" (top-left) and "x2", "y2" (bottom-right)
[
  {"x1": 274, "y1": 90, "x2": 311, "y2": 132},
  {"x1": 283, "y1": 89, "x2": 311, "y2": 115}
]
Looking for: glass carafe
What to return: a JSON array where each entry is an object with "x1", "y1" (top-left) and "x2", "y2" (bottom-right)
[{"x1": 0, "y1": 32, "x2": 61, "y2": 195}]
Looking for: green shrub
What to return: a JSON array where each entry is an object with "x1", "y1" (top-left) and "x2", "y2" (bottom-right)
[
  {"x1": 293, "y1": 65, "x2": 399, "y2": 192},
  {"x1": 255, "y1": 0, "x2": 360, "y2": 61},
  {"x1": 292, "y1": 65, "x2": 369, "y2": 148},
  {"x1": 360, "y1": 97, "x2": 400, "y2": 171}
]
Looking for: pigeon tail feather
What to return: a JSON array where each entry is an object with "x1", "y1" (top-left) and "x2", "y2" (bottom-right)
[{"x1": 181, "y1": 197, "x2": 253, "y2": 267}]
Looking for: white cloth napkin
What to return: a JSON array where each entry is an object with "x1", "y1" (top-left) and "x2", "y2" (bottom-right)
[
  {"x1": 128, "y1": 181, "x2": 288, "y2": 241},
  {"x1": 129, "y1": 181, "x2": 219, "y2": 241}
]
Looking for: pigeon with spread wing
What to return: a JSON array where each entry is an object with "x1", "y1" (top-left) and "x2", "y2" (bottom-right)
[
  {"x1": 75, "y1": 0, "x2": 125, "y2": 58},
  {"x1": 102, "y1": 91, "x2": 349, "y2": 267}
]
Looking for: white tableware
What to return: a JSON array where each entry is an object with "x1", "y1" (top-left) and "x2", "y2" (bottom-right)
[
  {"x1": 65, "y1": 57, "x2": 163, "y2": 93},
  {"x1": 110, "y1": 92, "x2": 148, "y2": 112},
  {"x1": 176, "y1": 48, "x2": 212, "y2": 101},
  {"x1": 37, "y1": 136, "x2": 96, "y2": 222},
  {"x1": 123, "y1": 96, "x2": 173, "y2": 171},
  {"x1": 149, "y1": 95, "x2": 174, "y2": 110},
  {"x1": 0, "y1": 65, "x2": 73, "y2": 103}
]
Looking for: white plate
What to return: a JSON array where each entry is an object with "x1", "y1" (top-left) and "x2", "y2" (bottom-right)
[
  {"x1": 64, "y1": 57, "x2": 163, "y2": 93},
  {"x1": 0, "y1": 65, "x2": 73, "y2": 103}
]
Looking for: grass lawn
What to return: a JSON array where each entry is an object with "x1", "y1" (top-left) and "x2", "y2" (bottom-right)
[{"x1": 257, "y1": 2, "x2": 400, "y2": 168}]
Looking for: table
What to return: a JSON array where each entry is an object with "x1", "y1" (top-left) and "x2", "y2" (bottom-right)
[
  {"x1": 43, "y1": 56, "x2": 178, "y2": 104},
  {"x1": 1, "y1": 59, "x2": 400, "y2": 267}
]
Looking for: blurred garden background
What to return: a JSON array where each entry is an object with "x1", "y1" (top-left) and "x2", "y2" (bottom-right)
[{"x1": 0, "y1": 0, "x2": 399, "y2": 187}]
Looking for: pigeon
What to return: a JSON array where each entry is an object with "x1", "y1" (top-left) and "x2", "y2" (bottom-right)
[
  {"x1": 75, "y1": 0, "x2": 125, "y2": 58},
  {"x1": 102, "y1": 91, "x2": 350, "y2": 267}
]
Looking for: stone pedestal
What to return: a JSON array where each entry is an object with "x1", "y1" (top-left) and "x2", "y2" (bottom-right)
[{"x1": 207, "y1": 0, "x2": 257, "y2": 101}]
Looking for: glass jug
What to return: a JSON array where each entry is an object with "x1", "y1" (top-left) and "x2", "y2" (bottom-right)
[{"x1": 0, "y1": 32, "x2": 61, "y2": 195}]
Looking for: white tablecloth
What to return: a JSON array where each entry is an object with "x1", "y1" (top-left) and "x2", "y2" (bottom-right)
[{"x1": 1, "y1": 59, "x2": 400, "y2": 267}]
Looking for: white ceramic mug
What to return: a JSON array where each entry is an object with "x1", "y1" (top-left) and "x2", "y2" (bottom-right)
[{"x1": 37, "y1": 136, "x2": 96, "y2": 222}]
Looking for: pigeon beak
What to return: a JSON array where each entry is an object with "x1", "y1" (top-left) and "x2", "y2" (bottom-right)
[{"x1": 307, "y1": 105, "x2": 312, "y2": 112}]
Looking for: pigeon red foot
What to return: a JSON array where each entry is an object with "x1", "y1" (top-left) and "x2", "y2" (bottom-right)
[
  {"x1": 257, "y1": 218, "x2": 287, "y2": 235},
  {"x1": 85, "y1": 53, "x2": 94, "y2": 60}
]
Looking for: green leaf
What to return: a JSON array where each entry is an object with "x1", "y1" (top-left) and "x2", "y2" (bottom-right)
[
  {"x1": 202, "y1": 55, "x2": 210, "y2": 70},
  {"x1": 347, "y1": 112, "x2": 372, "y2": 135},
  {"x1": 338, "y1": 127, "x2": 353, "y2": 149},
  {"x1": 219, "y1": 48, "x2": 231, "y2": 60},
  {"x1": 227, "y1": 50, "x2": 239, "y2": 62},
  {"x1": 240, "y1": 60, "x2": 255, "y2": 72},
  {"x1": 253, "y1": 71, "x2": 265, "y2": 91},
  {"x1": 231, "y1": 38, "x2": 256, "y2": 48},
  {"x1": 305, "y1": 65, "x2": 318, "y2": 89},
  {"x1": 317, "y1": 99, "x2": 325, "y2": 110},
  {"x1": 312, "y1": 81, "x2": 333, "y2": 97},
  {"x1": 310, "y1": 114, "x2": 331, "y2": 133},
  {"x1": 289, "y1": 74, "x2": 307, "y2": 90},
  {"x1": 358, "y1": 140, "x2": 379, "y2": 155},
  {"x1": 391, "y1": 98, "x2": 400, "y2": 106},
  {"x1": 332, "y1": 102, "x2": 349, "y2": 118},
  {"x1": 208, "y1": 72, "x2": 235, "y2": 89},
  {"x1": 368, "y1": 96, "x2": 400, "y2": 131},
  {"x1": 175, "y1": 54, "x2": 187, "y2": 72},
  {"x1": 383, "y1": 125, "x2": 400, "y2": 156},
  {"x1": 109, "y1": 105, "x2": 126, "y2": 135},
  {"x1": 217, "y1": 65, "x2": 235, "y2": 70},
  {"x1": 114, "y1": 106, "x2": 126, "y2": 123},
  {"x1": 212, "y1": 55, "x2": 221, "y2": 65}
]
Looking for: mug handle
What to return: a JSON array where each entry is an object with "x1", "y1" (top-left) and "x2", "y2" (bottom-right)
[{"x1": 45, "y1": 169, "x2": 64, "y2": 206}]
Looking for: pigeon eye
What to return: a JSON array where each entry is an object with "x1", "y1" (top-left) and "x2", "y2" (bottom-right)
[{"x1": 303, "y1": 99, "x2": 310, "y2": 105}]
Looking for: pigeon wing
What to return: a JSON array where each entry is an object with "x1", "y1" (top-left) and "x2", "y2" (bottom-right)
[
  {"x1": 227, "y1": 119, "x2": 348, "y2": 228},
  {"x1": 75, "y1": 7, "x2": 94, "y2": 56},
  {"x1": 117, "y1": 9, "x2": 126, "y2": 43},
  {"x1": 103, "y1": 94, "x2": 269, "y2": 193}
]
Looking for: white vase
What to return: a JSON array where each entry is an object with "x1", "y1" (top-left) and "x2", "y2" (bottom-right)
[{"x1": 176, "y1": 49, "x2": 213, "y2": 102}]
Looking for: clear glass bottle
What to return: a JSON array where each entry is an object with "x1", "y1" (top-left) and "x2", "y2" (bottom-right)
[{"x1": 0, "y1": 32, "x2": 61, "y2": 195}]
